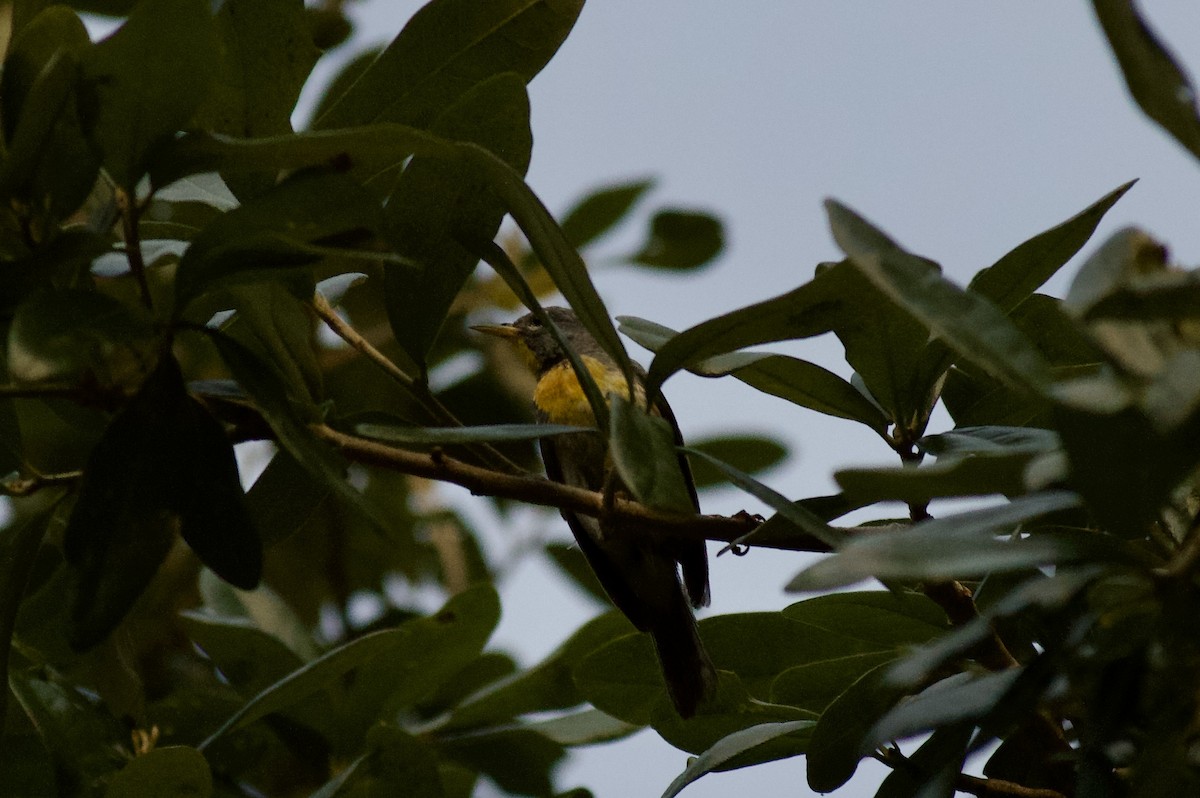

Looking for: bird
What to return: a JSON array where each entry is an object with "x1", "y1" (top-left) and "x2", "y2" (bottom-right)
[{"x1": 473, "y1": 306, "x2": 716, "y2": 718}]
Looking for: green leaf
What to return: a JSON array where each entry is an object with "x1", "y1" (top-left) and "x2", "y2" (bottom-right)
[
  {"x1": 174, "y1": 170, "x2": 383, "y2": 311},
  {"x1": 357, "y1": 421, "x2": 592, "y2": 445},
  {"x1": 833, "y1": 450, "x2": 1049, "y2": 504},
  {"x1": 526, "y1": 708, "x2": 641, "y2": 746},
  {"x1": 194, "y1": 0, "x2": 318, "y2": 139},
  {"x1": 196, "y1": 569, "x2": 320, "y2": 661},
  {"x1": 441, "y1": 728, "x2": 565, "y2": 798},
  {"x1": 383, "y1": 72, "x2": 532, "y2": 367},
  {"x1": 446, "y1": 611, "x2": 636, "y2": 730},
  {"x1": 1083, "y1": 269, "x2": 1200, "y2": 322},
  {"x1": 826, "y1": 199, "x2": 1054, "y2": 397},
  {"x1": 314, "y1": 0, "x2": 583, "y2": 129},
  {"x1": 7, "y1": 288, "x2": 155, "y2": 386},
  {"x1": 221, "y1": 280, "x2": 323, "y2": 407},
  {"x1": 149, "y1": 125, "x2": 454, "y2": 189},
  {"x1": 0, "y1": 5, "x2": 99, "y2": 220},
  {"x1": 78, "y1": 0, "x2": 219, "y2": 188},
  {"x1": 866, "y1": 670, "x2": 1021, "y2": 751},
  {"x1": 63, "y1": 356, "x2": 258, "y2": 650},
  {"x1": 358, "y1": 726, "x2": 444, "y2": 798},
  {"x1": 875, "y1": 725, "x2": 974, "y2": 798},
  {"x1": 619, "y1": 315, "x2": 889, "y2": 432},
  {"x1": 785, "y1": 492, "x2": 1121, "y2": 592},
  {"x1": 682, "y1": 447, "x2": 843, "y2": 549},
  {"x1": 609, "y1": 393, "x2": 696, "y2": 515},
  {"x1": 179, "y1": 612, "x2": 306, "y2": 697},
  {"x1": 1092, "y1": 0, "x2": 1200, "y2": 162},
  {"x1": 686, "y1": 435, "x2": 787, "y2": 490},
  {"x1": 205, "y1": 329, "x2": 389, "y2": 531},
  {"x1": 200, "y1": 584, "x2": 499, "y2": 750},
  {"x1": 0, "y1": 509, "x2": 55, "y2": 729},
  {"x1": 104, "y1": 746, "x2": 212, "y2": 798},
  {"x1": 560, "y1": 178, "x2": 655, "y2": 249},
  {"x1": 918, "y1": 426, "x2": 1061, "y2": 457},
  {"x1": 660, "y1": 720, "x2": 815, "y2": 798},
  {"x1": 630, "y1": 209, "x2": 724, "y2": 270},
  {"x1": 968, "y1": 181, "x2": 1136, "y2": 314},
  {"x1": 9, "y1": 670, "x2": 127, "y2": 787},
  {"x1": 806, "y1": 660, "x2": 906, "y2": 793}
]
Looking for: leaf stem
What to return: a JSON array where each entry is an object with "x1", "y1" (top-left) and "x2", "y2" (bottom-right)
[{"x1": 116, "y1": 187, "x2": 153, "y2": 311}]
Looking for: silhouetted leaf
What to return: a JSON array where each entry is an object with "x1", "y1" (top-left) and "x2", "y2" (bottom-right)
[
  {"x1": 661, "y1": 720, "x2": 815, "y2": 798},
  {"x1": 630, "y1": 209, "x2": 724, "y2": 270},
  {"x1": 1092, "y1": 0, "x2": 1200, "y2": 161},
  {"x1": 969, "y1": 181, "x2": 1136, "y2": 314},
  {"x1": 357, "y1": 421, "x2": 591, "y2": 445},
  {"x1": 561, "y1": 178, "x2": 654, "y2": 248},
  {"x1": 806, "y1": 661, "x2": 906, "y2": 792},
  {"x1": 686, "y1": 435, "x2": 787, "y2": 490},
  {"x1": 315, "y1": 0, "x2": 583, "y2": 129}
]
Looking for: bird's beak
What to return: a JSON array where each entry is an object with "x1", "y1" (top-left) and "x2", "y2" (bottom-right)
[{"x1": 470, "y1": 323, "x2": 520, "y2": 340}]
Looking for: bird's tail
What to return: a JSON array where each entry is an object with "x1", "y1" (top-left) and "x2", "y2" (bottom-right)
[{"x1": 649, "y1": 600, "x2": 717, "y2": 719}]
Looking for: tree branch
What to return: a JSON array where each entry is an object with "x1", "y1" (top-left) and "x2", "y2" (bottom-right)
[
  {"x1": 312, "y1": 424, "x2": 831, "y2": 552},
  {"x1": 116, "y1": 187, "x2": 152, "y2": 310}
]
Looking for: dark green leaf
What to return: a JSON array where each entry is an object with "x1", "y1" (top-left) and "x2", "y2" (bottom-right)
[
  {"x1": 630, "y1": 209, "x2": 724, "y2": 271},
  {"x1": 357, "y1": 421, "x2": 592, "y2": 445},
  {"x1": 806, "y1": 661, "x2": 906, "y2": 792},
  {"x1": 0, "y1": 508, "x2": 55, "y2": 729},
  {"x1": 833, "y1": 449, "x2": 1050, "y2": 504},
  {"x1": 442, "y1": 728, "x2": 565, "y2": 798},
  {"x1": 9, "y1": 670, "x2": 127, "y2": 788},
  {"x1": 610, "y1": 393, "x2": 696, "y2": 514},
  {"x1": 0, "y1": 6, "x2": 99, "y2": 219},
  {"x1": 1092, "y1": 0, "x2": 1200, "y2": 161},
  {"x1": 384, "y1": 73, "x2": 532, "y2": 367},
  {"x1": 61, "y1": 357, "x2": 203, "y2": 649},
  {"x1": 78, "y1": 0, "x2": 218, "y2": 187},
  {"x1": 7, "y1": 288, "x2": 155, "y2": 386},
  {"x1": 683, "y1": 447, "x2": 843, "y2": 548},
  {"x1": 179, "y1": 612, "x2": 306, "y2": 697},
  {"x1": 177, "y1": 397, "x2": 262, "y2": 590},
  {"x1": 104, "y1": 746, "x2": 212, "y2": 798},
  {"x1": 174, "y1": 170, "x2": 383, "y2": 311},
  {"x1": 826, "y1": 199, "x2": 1054, "y2": 396},
  {"x1": 968, "y1": 181, "x2": 1136, "y2": 314},
  {"x1": 619, "y1": 315, "x2": 889, "y2": 432},
  {"x1": 866, "y1": 670, "x2": 1021, "y2": 750},
  {"x1": 918, "y1": 426, "x2": 1061, "y2": 457},
  {"x1": 527, "y1": 708, "x2": 640, "y2": 746},
  {"x1": 314, "y1": 0, "x2": 583, "y2": 130},
  {"x1": 1084, "y1": 270, "x2": 1200, "y2": 322},
  {"x1": 200, "y1": 584, "x2": 499, "y2": 750},
  {"x1": 785, "y1": 492, "x2": 1119, "y2": 592},
  {"x1": 222, "y1": 280, "x2": 323, "y2": 407},
  {"x1": 446, "y1": 611, "x2": 635, "y2": 730},
  {"x1": 560, "y1": 178, "x2": 654, "y2": 249},
  {"x1": 243, "y1": 448, "x2": 329, "y2": 546},
  {"x1": 875, "y1": 725, "x2": 973, "y2": 798},
  {"x1": 205, "y1": 329, "x2": 389, "y2": 531},
  {"x1": 686, "y1": 435, "x2": 787, "y2": 490},
  {"x1": 359, "y1": 726, "x2": 443, "y2": 798},
  {"x1": 194, "y1": 0, "x2": 319, "y2": 139},
  {"x1": 660, "y1": 720, "x2": 815, "y2": 798}
]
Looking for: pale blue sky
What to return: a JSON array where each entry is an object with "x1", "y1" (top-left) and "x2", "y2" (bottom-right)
[{"x1": 325, "y1": 3, "x2": 1200, "y2": 795}]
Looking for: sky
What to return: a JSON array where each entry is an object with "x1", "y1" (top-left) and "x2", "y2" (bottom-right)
[{"x1": 304, "y1": 2, "x2": 1200, "y2": 796}]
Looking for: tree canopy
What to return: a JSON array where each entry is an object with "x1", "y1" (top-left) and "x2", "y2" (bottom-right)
[{"x1": 2, "y1": 1, "x2": 1200, "y2": 796}]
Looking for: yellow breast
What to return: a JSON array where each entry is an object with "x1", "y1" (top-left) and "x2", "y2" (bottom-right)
[{"x1": 533, "y1": 356, "x2": 642, "y2": 425}]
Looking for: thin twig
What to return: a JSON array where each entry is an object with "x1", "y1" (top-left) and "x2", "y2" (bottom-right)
[
  {"x1": 310, "y1": 293, "x2": 525, "y2": 475},
  {"x1": 2, "y1": 470, "x2": 82, "y2": 497},
  {"x1": 116, "y1": 187, "x2": 152, "y2": 310}
]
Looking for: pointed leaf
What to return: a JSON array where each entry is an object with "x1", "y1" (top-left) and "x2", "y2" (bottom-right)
[
  {"x1": 687, "y1": 435, "x2": 787, "y2": 490},
  {"x1": 315, "y1": 0, "x2": 583, "y2": 129},
  {"x1": 561, "y1": 178, "x2": 655, "y2": 249},
  {"x1": 357, "y1": 422, "x2": 592, "y2": 445},
  {"x1": 969, "y1": 181, "x2": 1136, "y2": 314},
  {"x1": 661, "y1": 720, "x2": 815, "y2": 798},
  {"x1": 630, "y1": 209, "x2": 724, "y2": 271},
  {"x1": 610, "y1": 393, "x2": 696, "y2": 514},
  {"x1": 806, "y1": 661, "x2": 906, "y2": 792},
  {"x1": 1092, "y1": 0, "x2": 1200, "y2": 161},
  {"x1": 827, "y1": 199, "x2": 1054, "y2": 396},
  {"x1": 78, "y1": 0, "x2": 218, "y2": 187}
]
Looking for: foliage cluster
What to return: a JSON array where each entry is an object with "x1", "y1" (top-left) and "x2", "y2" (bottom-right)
[{"x1": 2, "y1": 0, "x2": 1200, "y2": 796}]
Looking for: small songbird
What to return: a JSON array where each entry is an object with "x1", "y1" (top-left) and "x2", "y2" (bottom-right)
[{"x1": 474, "y1": 306, "x2": 716, "y2": 718}]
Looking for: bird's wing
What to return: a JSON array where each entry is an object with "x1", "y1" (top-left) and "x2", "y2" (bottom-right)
[{"x1": 650, "y1": 391, "x2": 710, "y2": 608}]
